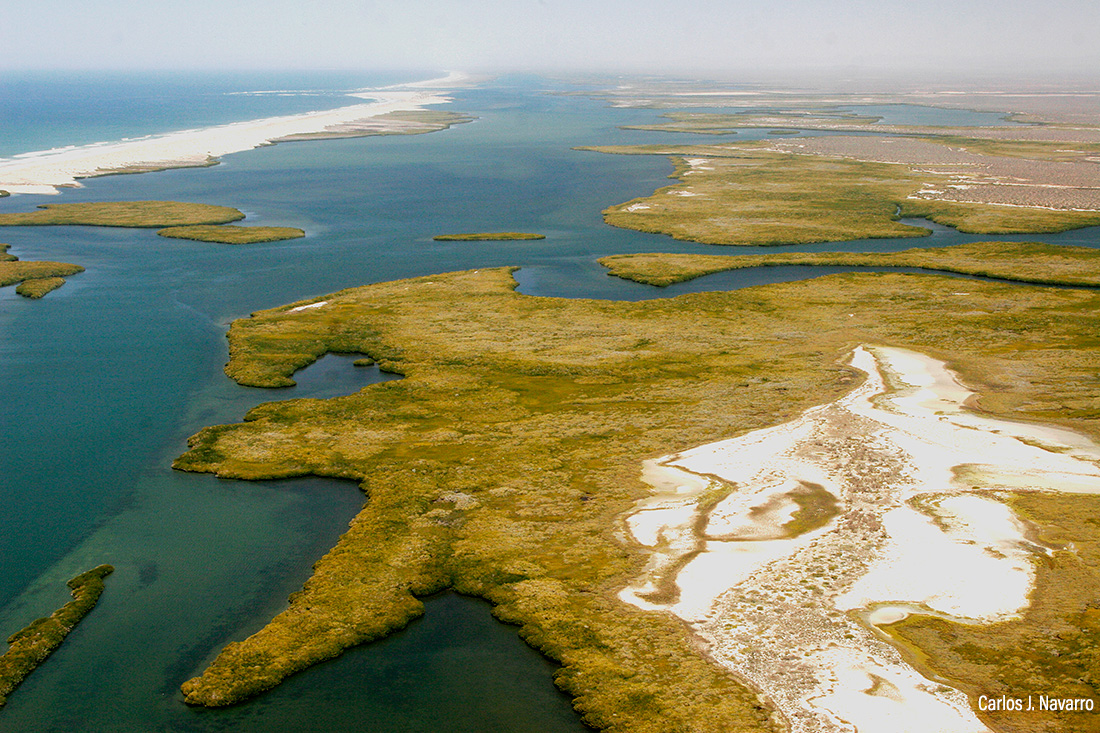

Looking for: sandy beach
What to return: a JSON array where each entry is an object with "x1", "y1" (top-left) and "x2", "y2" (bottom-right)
[
  {"x1": 0, "y1": 73, "x2": 467, "y2": 196},
  {"x1": 620, "y1": 345, "x2": 1100, "y2": 733}
]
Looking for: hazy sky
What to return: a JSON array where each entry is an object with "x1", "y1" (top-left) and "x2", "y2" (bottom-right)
[{"x1": 3, "y1": 0, "x2": 1098, "y2": 78}]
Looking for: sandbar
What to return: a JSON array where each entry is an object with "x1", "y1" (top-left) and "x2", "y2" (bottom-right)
[{"x1": 0, "y1": 74, "x2": 464, "y2": 195}]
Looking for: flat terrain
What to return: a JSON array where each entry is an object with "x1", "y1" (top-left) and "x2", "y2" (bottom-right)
[
  {"x1": 580, "y1": 145, "x2": 1100, "y2": 245},
  {"x1": 0, "y1": 565, "x2": 113, "y2": 707},
  {"x1": 0, "y1": 201, "x2": 245, "y2": 228},
  {"x1": 174, "y1": 261, "x2": 1100, "y2": 732},
  {"x1": 157, "y1": 225, "x2": 305, "y2": 244},
  {"x1": 599, "y1": 241, "x2": 1100, "y2": 287},
  {"x1": 0, "y1": 244, "x2": 83, "y2": 298}
]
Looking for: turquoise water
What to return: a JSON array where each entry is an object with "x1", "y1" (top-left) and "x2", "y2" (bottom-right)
[
  {"x1": 1, "y1": 74, "x2": 1098, "y2": 731},
  {"x1": 0, "y1": 70, "x2": 443, "y2": 158}
]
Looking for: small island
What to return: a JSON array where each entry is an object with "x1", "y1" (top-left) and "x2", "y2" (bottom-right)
[
  {"x1": 433, "y1": 232, "x2": 546, "y2": 241},
  {"x1": 1, "y1": 244, "x2": 84, "y2": 299},
  {"x1": 157, "y1": 225, "x2": 305, "y2": 245},
  {"x1": 0, "y1": 201, "x2": 245, "y2": 228},
  {"x1": 0, "y1": 201, "x2": 307, "y2": 249},
  {"x1": 0, "y1": 564, "x2": 113, "y2": 707}
]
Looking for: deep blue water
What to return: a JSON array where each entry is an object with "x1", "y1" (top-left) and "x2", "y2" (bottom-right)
[{"x1": 0, "y1": 72, "x2": 1097, "y2": 732}]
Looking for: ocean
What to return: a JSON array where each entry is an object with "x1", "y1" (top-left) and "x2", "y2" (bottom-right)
[{"x1": 0, "y1": 71, "x2": 1097, "y2": 731}]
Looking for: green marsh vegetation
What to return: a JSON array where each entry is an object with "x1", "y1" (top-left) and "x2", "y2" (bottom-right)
[
  {"x1": 579, "y1": 145, "x2": 1100, "y2": 245},
  {"x1": 0, "y1": 201, "x2": 245, "y2": 228},
  {"x1": 174, "y1": 263, "x2": 1100, "y2": 731},
  {"x1": 0, "y1": 244, "x2": 83, "y2": 298},
  {"x1": 0, "y1": 201, "x2": 306, "y2": 247},
  {"x1": 0, "y1": 565, "x2": 113, "y2": 708},
  {"x1": 15, "y1": 277, "x2": 67, "y2": 298},
  {"x1": 599, "y1": 241, "x2": 1100, "y2": 287},
  {"x1": 433, "y1": 232, "x2": 546, "y2": 241},
  {"x1": 157, "y1": 225, "x2": 305, "y2": 244}
]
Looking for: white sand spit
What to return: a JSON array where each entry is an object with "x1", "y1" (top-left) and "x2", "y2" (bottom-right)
[
  {"x1": 619, "y1": 345, "x2": 1100, "y2": 733},
  {"x1": 0, "y1": 74, "x2": 461, "y2": 195}
]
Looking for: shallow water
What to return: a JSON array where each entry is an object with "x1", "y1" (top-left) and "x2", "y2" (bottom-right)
[
  {"x1": 0, "y1": 70, "x2": 442, "y2": 158},
  {"x1": 1, "y1": 74, "x2": 1098, "y2": 731}
]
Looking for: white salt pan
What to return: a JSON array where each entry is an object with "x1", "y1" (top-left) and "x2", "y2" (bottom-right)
[{"x1": 619, "y1": 345, "x2": 1100, "y2": 733}]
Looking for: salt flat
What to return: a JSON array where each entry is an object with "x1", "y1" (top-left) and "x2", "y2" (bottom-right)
[{"x1": 621, "y1": 345, "x2": 1100, "y2": 732}]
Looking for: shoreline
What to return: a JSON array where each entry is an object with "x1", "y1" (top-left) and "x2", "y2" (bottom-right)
[{"x1": 0, "y1": 73, "x2": 467, "y2": 196}]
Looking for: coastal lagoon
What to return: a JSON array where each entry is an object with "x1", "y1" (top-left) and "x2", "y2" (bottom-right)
[{"x1": 2, "y1": 72, "x2": 1099, "y2": 731}]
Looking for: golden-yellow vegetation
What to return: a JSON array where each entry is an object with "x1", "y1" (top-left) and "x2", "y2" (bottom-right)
[
  {"x1": 599, "y1": 241, "x2": 1100, "y2": 287},
  {"x1": 0, "y1": 565, "x2": 113, "y2": 708},
  {"x1": 0, "y1": 201, "x2": 244, "y2": 228},
  {"x1": 578, "y1": 145, "x2": 1100, "y2": 245},
  {"x1": 175, "y1": 263, "x2": 1100, "y2": 731}
]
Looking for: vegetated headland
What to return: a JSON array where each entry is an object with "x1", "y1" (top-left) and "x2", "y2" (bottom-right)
[
  {"x1": 577, "y1": 144, "x2": 1100, "y2": 246},
  {"x1": 172, "y1": 255, "x2": 1100, "y2": 732},
  {"x1": 0, "y1": 565, "x2": 113, "y2": 708}
]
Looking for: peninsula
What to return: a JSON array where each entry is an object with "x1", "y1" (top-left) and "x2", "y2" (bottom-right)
[{"x1": 174, "y1": 258, "x2": 1100, "y2": 732}]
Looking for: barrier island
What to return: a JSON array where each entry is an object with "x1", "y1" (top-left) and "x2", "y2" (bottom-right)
[
  {"x1": 0, "y1": 565, "x2": 113, "y2": 708},
  {"x1": 174, "y1": 261, "x2": 1100, "y2": 732}
]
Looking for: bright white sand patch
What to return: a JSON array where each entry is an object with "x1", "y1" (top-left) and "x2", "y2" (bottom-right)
[
  {"x1": 288, "y1": 301, "x2": 328, "y2": 313},
  {"x1": 806, "y1": 647, "x2": 986, "y2": 733},
  {"x1": 624, "y1": 203, "x2": 651, "y2": 212},
  {"x1": 834, "y1": 495, "x2": 1035, "y2": 620},
  {"x1": 684, "y1": 158, "x2": 715, "y2": 171},
  {"x1": 619, "y1": 345, "x2": 1100, "y2": 733},
  {"x1": 0, "y1": 74, "x2": 460, "y2": 195}
]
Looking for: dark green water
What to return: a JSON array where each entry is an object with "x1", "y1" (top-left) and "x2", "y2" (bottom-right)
[{"x1": 1, "y1": 75, "x2": 1098, "y2": 732}]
